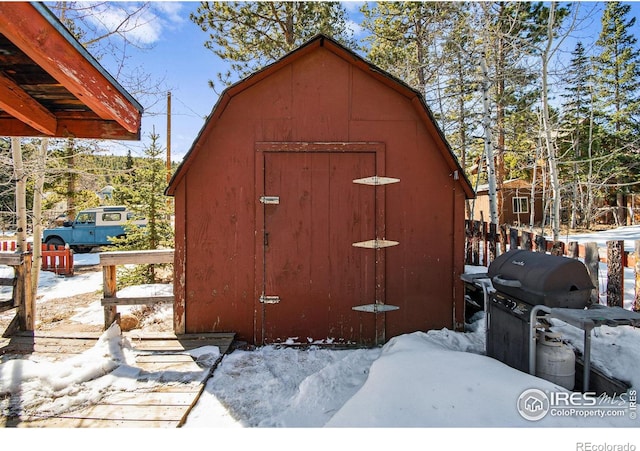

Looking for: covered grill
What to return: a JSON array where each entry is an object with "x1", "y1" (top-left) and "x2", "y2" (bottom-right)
[
  {"x1": 485, "y1": 250, "x2": 594, "y2": 374},
  {"x1": 487, "y1": 249, "x2": 594, "y2": 309}
]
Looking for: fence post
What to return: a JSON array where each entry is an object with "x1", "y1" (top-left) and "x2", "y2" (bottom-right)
[
  {"x1": 509, "y1": 228, "x2": 519, "y2": 250},
  {"x1": 584, "y1": 242, "x2": 600, "y2": 306},
  {"x1": 521, "y1": 231, "x2": 532, "y2": 251},
  {"x1": 464, "y1": 220, "x2": 472, "y2": 265},
  {"x1": 15, "y1": 252, "x2": 34, "y2": 331},
  {"x1": 480, "y1": 221, "x2": 488, "y2": 266},
  {"x1": 534, "y1": 234, "x2": 547, "y2": 252},
  {"x1": 488, "y1": 222, "x2": 497, "y2": 263},
  {"x1": 568, "y1": 241, "x2": 579, "y2": 259},
  {"x1": 606, "y1": 240, "x2": 624, "y2": 307},
  {"x1": 103, "y1": 264, "x2": 118, "y2": 329},
  {"x1": 472, "y1": 220, "x2": 481, "y2": 265},
  {"x1": 550, "y1": 241, "x2": 565, "y2": 256},
  {"x1": 499, "y1": 225, "x2": 508, "y2": 254}
]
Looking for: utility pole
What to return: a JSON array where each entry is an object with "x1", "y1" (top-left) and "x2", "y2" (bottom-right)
[{"x1": 166, "y1": 91, "x2": 172, "y2": 183}]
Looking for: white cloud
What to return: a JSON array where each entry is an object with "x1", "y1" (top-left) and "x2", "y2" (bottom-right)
[
  {"x1": 346, "y1": 19, "x2": 364, "y2": 38},
  {"x1": 86, "y1": 2, "x2": 176, "y2": 46},
  {"x1": 152, "y1": 1, "x2": 186, "y2": 28},
  {"x1": 342, "y1": 1, "x2": 365, "y2": 14}
]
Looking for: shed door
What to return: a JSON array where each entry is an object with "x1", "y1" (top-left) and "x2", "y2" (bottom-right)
[{"x1": 261, "y1": 151, "x2": 377, "y2": 344}]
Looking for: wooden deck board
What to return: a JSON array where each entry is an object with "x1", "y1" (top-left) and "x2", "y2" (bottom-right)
[{"x1": 1, "y1": 330, "x2": 235, "y2": 428}]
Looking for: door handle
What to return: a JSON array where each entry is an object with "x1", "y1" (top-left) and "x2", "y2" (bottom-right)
[{"x1": 264, "y1": 232, "x2": 269, "y2": 246}]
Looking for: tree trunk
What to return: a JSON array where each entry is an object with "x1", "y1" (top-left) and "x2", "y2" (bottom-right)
[
  {"x1": 11, "y1": 138, "x2": 27, "y2": 253},
  {"x1": 66, "y1": 138, "x2": 77, "y2": 220},
  {"x1": 31, "y1": 138, "x2": 49, "y2": 299},
  {"x1": 480, "y1": 53, "x2": 498, "y2": 225},
  {"x1": 540, "y1": 3, "x2": 561, "y2": 241}
]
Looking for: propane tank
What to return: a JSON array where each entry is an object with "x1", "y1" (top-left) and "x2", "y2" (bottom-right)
[{"x1": 536, "y1": 330, "x2": 576, "y2": 390}]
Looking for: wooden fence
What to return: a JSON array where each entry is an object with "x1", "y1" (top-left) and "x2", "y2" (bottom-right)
[
  {"x1": 464, "y1": 220, "x2": 640, "y2": 310},
  {"x1": 100, "y1": 249, "x2": 174, "y2": 330}
]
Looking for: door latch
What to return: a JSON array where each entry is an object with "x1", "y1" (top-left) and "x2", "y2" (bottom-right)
[{"x1": 260, "y1": 196, "x2": 280, "y2": 204}]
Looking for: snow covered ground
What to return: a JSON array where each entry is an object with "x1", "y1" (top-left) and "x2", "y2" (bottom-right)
[{"x1": 1, "y1": 228, "x2": 640, "y2": 449}]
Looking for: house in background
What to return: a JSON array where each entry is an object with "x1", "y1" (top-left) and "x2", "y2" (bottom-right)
[
  {"x1": 166, "y1": 35, "x2": 474, "y2": 346},
  {"x1": 470, "y1": 179, "x2": 544, "y2": 226}
]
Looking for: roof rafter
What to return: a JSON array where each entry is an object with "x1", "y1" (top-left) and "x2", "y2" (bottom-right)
[
  {"x1": 0, "y1": 2, "x2": 142, "y2": 140},
  {"x1": 0, "y1": 70, "x2": 57, "y2": 135}
]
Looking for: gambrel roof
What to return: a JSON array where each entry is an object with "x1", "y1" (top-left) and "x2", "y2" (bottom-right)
[{"x1": 166, "y1": 34, "x2": 474, "y2": 198}]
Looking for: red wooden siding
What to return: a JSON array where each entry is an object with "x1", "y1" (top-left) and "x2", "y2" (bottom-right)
[{"x1": 168, "y1": 37, "x2": 472, "y2": 344}]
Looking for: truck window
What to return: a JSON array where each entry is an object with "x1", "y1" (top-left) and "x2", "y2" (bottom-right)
[
  {"x1": 76, "y1": 212, "x2": 95, "y2": 224},
  {"x1": 102, "y1": 212, "x2": 122, "y2": 222}
]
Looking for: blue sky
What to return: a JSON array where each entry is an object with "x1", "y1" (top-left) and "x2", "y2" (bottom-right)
[
  {"x1": 90, "y1": 1, "x2": 366, "y2": 163},
  {"x1": 87, "y1": 1, "x2": 637, "y2": 163}
]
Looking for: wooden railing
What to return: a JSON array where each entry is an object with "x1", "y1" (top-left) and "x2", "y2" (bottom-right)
[
  {"x1": 0, "y1": 252, "x2": 34, "y2": 335},
  {"x1": 464, "y1": 220, "x2": 640, "y2": 310},
  {"x1": 100, "y1": 249, "x2": 174, "y2": 330}
]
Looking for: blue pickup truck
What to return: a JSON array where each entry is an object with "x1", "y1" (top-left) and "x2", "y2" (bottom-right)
[{"x1": 42, "y1": 206, "x2": 146, "y2": 253}]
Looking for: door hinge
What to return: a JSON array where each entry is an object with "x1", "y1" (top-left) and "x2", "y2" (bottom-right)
[
  {"x1": 353, "y1": 176, "x2": 400, "y2": 186},
  {"x1": 260, "y1": 196, "x2": 280, "y2": 204},
  {"x1": 260, "y1": 294, "x2": 281, "y2": 304},
  {"x1": 352, "y1": 239, "x2": 399, "y2": 249},
  {"x1": 352, "y1": 303, "x2": 400, "y2": 313}
]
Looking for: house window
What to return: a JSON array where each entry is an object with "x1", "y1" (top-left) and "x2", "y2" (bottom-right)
[{"x1": 513, "y1": 197, "x2": 529, "y2": 214}]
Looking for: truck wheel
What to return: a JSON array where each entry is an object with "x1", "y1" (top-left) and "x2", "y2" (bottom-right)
[{"x1": 45, "y1": 237, "x2": 65, "y2": 248}]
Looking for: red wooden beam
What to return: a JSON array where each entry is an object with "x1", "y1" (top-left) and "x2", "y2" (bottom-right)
[
  {"x1": 0, "y1": 113, "x2": 140, "y2": 140},
  {"x1": 0, "y1": 2, "x2": 142, "y2": 136},
  {"x1": 0, "y1": 71, "x2": 57, "y2": 135}
]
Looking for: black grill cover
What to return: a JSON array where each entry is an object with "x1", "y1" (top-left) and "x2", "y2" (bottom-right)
[{"x1": 488, "y1": 249, "x2": 594, "y2": 308}]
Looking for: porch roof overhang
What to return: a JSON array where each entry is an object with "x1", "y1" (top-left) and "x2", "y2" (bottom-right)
[{"x1": 0, "y1": 2, "x2": 143, "y2": 140}]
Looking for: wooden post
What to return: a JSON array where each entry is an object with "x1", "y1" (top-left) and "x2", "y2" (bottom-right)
[
  {"x1": 550, "y1": 241, "x2": 565, "y2": 256},
  {"x1": 509, "y1": 228, "x2": 519, "y2": 250},
  {"x1": 481, "y1": 221, "x2": 488, "y2": 266},
  {"x1": 606, "y1": 240, "x2": 624, "y2": 307},
  {"x1": 472, "y1": 220, "x2": 481, "y2": 265},
  {"x1": 521, "y1": 231, "x2": 532, "y2": 251},
  {"x1": 487, "y1": 222, "x2": 497, "y2": 264},
  {"x1": 15, "y1": 252, "x2": 34, "y2": 331},
  {"x1": 499, "y1": 224, "x2": 508, "y2": 254},
  {"x1": 103, "y1": 264, "x2": 118, "y2": 329},
  {"x1": 535, "y1": 234, "x2": 547, "y2": 252},
  {"x1": 568, "y1": 241, "x2": 579, "y2": 259},
  {"x1": 584, "y1": 242, "x2": 600, "y2": 306},
  {"x1": 465, "y1": 220, "x2": 472, "y2": 265}
]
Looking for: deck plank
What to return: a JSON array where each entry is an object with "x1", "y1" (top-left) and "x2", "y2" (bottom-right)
[{"x1": 0, "y1": 330, "x2": 235, "y2": 428}]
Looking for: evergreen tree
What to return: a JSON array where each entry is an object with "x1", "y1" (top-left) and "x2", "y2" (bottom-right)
[
  {"x1": 595, "y1": 2, "x2": 640, "y2": 143},
  {"x1": 190, "y1": 1, "x2": 355, "y2": 90},
  {"x1": 593, "y1": 1, "x2": 640, "y2": 223},
  {"x1": 559, "y1": 42, "x2": 602, "y2": 228},
  {"x1": 361, "y1": 1, "x2": 554, "y2": 225},
  {"x1": 110, "y1": 131, "x2": 174, "y2": 287}
]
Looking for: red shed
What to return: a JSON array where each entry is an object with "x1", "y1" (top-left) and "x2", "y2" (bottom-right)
[{"x1": 166, "y1": 35, "x2": 474, "y2": 346}]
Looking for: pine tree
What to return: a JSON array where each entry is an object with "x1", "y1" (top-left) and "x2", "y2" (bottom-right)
[
  {"x1": 593, "y1": 1, "x2": 640, "y2": 224},
  {"x1": 110, "y1": 131, "x2": 174, "y2": 286},
  {"x1": 190, "y1": 1, "x2": 355, "y2": 90},
  {"x1": 595, "y1": 2, "x2": 640, "y2": 143},
  {"x1": 559, "y1": 42, "x2": 603, "y2": 228}
]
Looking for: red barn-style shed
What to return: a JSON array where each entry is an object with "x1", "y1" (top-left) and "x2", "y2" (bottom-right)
[{"x1": 166, "y1": 35, "x2": 474, "y2": 346}]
